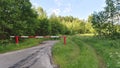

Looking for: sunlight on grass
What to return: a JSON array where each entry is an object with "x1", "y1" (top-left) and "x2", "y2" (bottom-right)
[
  {"x1": 78, "y1": 33, "x2": 94, "y2": 36},
  {"x1": 52, "y1": 36, "x2": 99, "y2": 68}
]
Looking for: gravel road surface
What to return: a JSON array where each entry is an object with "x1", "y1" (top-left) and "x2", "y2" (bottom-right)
[{"x1": 0, "y1": 40, "x2": 58, "y2": 68}]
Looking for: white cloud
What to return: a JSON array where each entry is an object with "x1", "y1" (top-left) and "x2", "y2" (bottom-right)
[
  {"x1": 63, "y1": 3, "x2": 72, "y2": 13},
  {"x1": 54, "y1": 0, "x2": 72, "y2": 13},
  {"x1": 52, "y1": 8, "x2": 61, "y2": 15},
  {"x1": 54, "y1": 0, "x2": 62, "y2": 7},
  {"x1": 64, "y1": 8, "x2": 71, "y2": 13}
]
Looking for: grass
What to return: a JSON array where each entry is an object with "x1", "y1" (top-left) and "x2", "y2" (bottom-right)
[
  {"x1": 0, "y1": 38, "x2": 44, "y2": 53},
  {"x1": 52, "y1": 36, "x2": 99, "y2": 68},
  {"x1": 52, "y1": 35, "x2": 120, "y2": 68},
  {"x1": 79, "y1": 36, "x2": 120, "y2": 68}
]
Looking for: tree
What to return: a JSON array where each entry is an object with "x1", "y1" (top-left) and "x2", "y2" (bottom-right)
[
  {"x1": 37, "y1": 7, "x2": 47, "y2": 19},
  {"x1": 86, "y1": 16, "x2": 95, "y2": 33},
  {"x1": 91, "y1": 0, "x2": 120, "y2": 39},
  {"x1": 35, "y1": 7, "x2": 50, "y2": 36},
  {"x1": 0, "y1": 0, "x2": 38, "y2": 39},
  {"x1": 91, "y1": 11, "x2": 109, "y2": 37},
  {"x1": 49, "y1": 13, "x2": 66, "y2": 35}
]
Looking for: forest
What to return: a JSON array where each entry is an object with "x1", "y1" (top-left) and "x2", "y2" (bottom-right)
[{"x1": 0, "y1": 0, "x2": 120, "y2": 45}]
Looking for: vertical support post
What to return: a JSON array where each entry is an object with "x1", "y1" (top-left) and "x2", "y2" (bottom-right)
[
  {"x1": 15, "y1": 36, "x2": 19, "y2": 44},
  {"x1": 64, "y1": 36, "x2": 66, "y2": 45}
]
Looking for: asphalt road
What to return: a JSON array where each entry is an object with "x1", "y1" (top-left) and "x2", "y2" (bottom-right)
[{"x1": 0, "y1": 40, "x2": 58, "y2": 68}]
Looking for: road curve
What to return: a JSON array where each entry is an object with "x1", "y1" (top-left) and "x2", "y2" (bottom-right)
[{"x1": 0, "y1": 40, "x2": 58, "y2": 68}]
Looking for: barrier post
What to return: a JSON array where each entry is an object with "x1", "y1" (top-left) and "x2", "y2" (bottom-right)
[
  {"x1": 15, "y1": 36, "x2": 19, "y2": 44},
  {"x1": 64, "y1": 36, "x2": 66, "y2": 45}
]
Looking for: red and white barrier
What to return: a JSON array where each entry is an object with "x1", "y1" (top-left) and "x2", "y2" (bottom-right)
[
  {"x1": 10, "y1": 36, "x2": 66, "y2": 45},
  {"x1": 10, "y1": 36, "x2": 60, "y2": 38}
]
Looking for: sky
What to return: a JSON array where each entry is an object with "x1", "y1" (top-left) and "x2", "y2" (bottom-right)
[{"x1": 30, "y1": 0, "x2": 106, "y2": 19}]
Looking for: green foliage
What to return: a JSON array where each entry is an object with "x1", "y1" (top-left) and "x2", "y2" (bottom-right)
[
  {"x1": 59, "y1": 16, "x2": 94, "y2": 35},
  {"x1": 49, "y1": 15, "x2": 66, "y2": 35},
  {"x1": 91, "y1": 0, "x2": 120, "y2": 39},
  {"x1": 38, "y1": 18, "x2": 50, "y2": 35},
  {"x1": 0, "y1": 0, "x2": 38, "y2": 39},
  {"x1": 0, "y1": 0, "x2": 94, "y2": 40}
]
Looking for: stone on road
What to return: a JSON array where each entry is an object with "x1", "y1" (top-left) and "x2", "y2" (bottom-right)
[{"x1": 0, "y1": 40, "x2": 58, "y2": 68}]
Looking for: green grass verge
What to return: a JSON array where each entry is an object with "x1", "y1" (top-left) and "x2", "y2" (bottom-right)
[
  {"x1": 0, "y1": 39, "x2": 44, "y2": 53},
  {"x1": 79, "y1": 36, "x2": 120, "y2": 68},
  {"x1": 52, "y1": 36, "x2": 99, "y2": 68},
  {"x1": 52, "y1": 35, "x2": 120, "y2": 68}
]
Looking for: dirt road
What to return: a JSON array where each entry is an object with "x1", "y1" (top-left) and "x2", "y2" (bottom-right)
[{"x1": 0, "y1": 40, "x2": 58, "y2": 68}]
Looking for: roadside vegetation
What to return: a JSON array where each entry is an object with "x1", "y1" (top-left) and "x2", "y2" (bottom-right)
[
  {"x1": 0, "y1": 39, "x2": 44, "y2": 53},
  {"x1": 52, "y1": 35, "x2": 120, "y2": 68},
  {"x1": 79, "y1": 35, "x2": 120, "y2": 68}
]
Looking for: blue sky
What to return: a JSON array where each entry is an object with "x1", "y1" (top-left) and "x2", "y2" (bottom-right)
[{"x1": 30, "y1": 0, "x2": 106, "y2": 19}]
